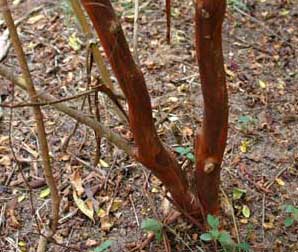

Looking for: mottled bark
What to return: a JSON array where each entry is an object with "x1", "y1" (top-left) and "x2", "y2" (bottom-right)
[{"x1": 195, "y1": 0, "x2": 228, "y2": 214}]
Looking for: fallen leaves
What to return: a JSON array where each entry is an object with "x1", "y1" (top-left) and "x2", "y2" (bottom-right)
[
  {"x1": 73, "y1": 190, "x2": 94, "y2": 222},
  {"x1": 39, "y1": 187, "x2": 51, "y2": 199}
]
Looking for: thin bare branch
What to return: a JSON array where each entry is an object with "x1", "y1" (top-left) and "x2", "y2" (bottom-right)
[
  {"x1": 0, "y1": 64, "x2": 134, "y2": 157},
  {"x1": 0, "y1": 0, "x2": 60, "y2": 235}
]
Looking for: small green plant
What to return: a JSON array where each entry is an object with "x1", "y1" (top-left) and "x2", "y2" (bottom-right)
[
  {"x1": 61, "y1": 0, "x2": 75, "y2": 24},
  {"x1": 228, "y1": 0, "x2": 248, "y2": 11},
  {"x1": 200, "y1": 215, "x2": 250, "y2": 252},
  {"x1": 237, "y1": 115, "x2": 258, "y2": 133},
  {"x1": 282, "y1": 204, "x2": 298, "y2": 227},
  {"x1": 93, "y1": 240, "x2": 113, "y2": 252},
  {"x1": 141, "y1": 218, "x2": 163, "y2": 242},
  {"x1": 175, "y1": 146, "x2": 195, "y2": 162}
]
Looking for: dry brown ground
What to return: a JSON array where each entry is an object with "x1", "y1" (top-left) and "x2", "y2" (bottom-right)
[{"x1": 0, "y1": 0, "x2": 297, "y2": 251}]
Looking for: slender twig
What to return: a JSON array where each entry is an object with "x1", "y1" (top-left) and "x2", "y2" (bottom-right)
[
  {"x1": 265, "y1": 166, "x2": 289, "y2": 189},
  {"x1": 129, "y1": 194, "x2": 139, "y2": 227},
  {"x1": 164, "y1": 225, "x2": 195, "y2": 252},
  {"x1": 0, "y1": 88, "x2": 98, "y2": 108},
  {"x1": 133, "y1": 0, "x2": 139, "y2": 64},
  {"x1": 0, "y1": 64, "x2": 133, "y2": 156},
  {"x1": 7, "y1": 75, "x2": 41, "y2": 236},
  {"x1": 93, "y1": 97, "x2": 101, "y2": 165},
  {"x1": 220, "y1": 186, "x2": 240, "y2": 244},
  {"x1": 262, "y1": 194, "x2": 266, "y2": 245},
  {"x1": 166, "y1": 0, "x2": 171, "y2": 43},
  {"x1": 93, "y1": 92, "x2": 101, "y2": 166},
  {"x1": 0, "y1": 203, "x2": 6, "y2": 232},
  {"x1": 60, "y1": 95, "x2": 87, "y2": 152},
  {"x1": 30, "y1": 232, "x2": 81, "y2": 252},
  {"x1": 69, "y1": 0, "x2": 114, "y2": 91},
  {"x1": 1, "y1": 0, "x2": 60, "y2": 238}
]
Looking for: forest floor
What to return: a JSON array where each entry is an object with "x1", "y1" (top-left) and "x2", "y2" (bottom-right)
[{"x1": 0, "y1": 0, "x2": 297, "y2": 251}]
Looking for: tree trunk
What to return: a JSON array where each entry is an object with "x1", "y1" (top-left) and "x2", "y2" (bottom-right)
[
  {"x1": 81, "y1": 0, "x2": 228, "y2": 218},
  {"x1": 194, "y1": 0, "x2": 228, "y2": 214},
  {"x1": 81, "y1": 0, "x2": 200, "y2": 214}
]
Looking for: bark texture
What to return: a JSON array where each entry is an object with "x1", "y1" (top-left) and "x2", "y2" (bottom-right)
[
  {"x1": 81, "y1": 0, "x2": 199, "y2": 214},
  {"x1": 195, "y1": 0, "x2": 228, "y2": 214},
  {"x1": 81, "y1": 0, "x2": 228, "y2": 217}
]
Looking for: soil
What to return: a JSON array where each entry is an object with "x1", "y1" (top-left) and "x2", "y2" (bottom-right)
[{"x1": 0, "y1": 0, "x2": 297, "y2": 251}]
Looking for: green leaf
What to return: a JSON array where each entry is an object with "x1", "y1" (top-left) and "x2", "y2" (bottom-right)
[
  {"x1": 186, "y1": 153, "x2": 195, "y2": 162},
  {"x1": 93, "y1": 240, "x2": 113, "y2": 252},
  {"x1": 141, "y1": 218, "x2": 163, "y2": 241},
  {"x1": 175, "y1": 146, "x2": 191, "y2": 156},
  {"x1": 284, "y1": 217, "x2": 294, "y2": 227},
  {"x1": 218, "y1": 231, "x2": 234, "y2": 246},
  {"x1": 233, "y1": 188, "x2": 247, "y2": 200},
  {"x1": 207, "y1": 214, "x2": 219, "y2": 230},
  {"x1": 282, "y1": 204, "x2": 295, "y2": 213},
  {"x1": 242, "y1": 205, "x2": 251, "y2": 218},
  {"x1": 40, "y1": 187, "x2": 50, "y2": 198},
  {"x1": 200, "y1": 232, "x2": 213, "y2": 242},
  {"x1": 210, "y1": 229, "x2": 220, "y2": 239},
  {"x1": 238, "y1": 115, "x2": 252, "y2": 124},
  {"x1": 293, "y1": 208, "x2": 298, "y2": 220},
  {"x1": 237, "y1": 242, "x2": 250, "y2": 252}
]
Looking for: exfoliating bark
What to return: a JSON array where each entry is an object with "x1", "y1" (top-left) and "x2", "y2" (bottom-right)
[{"x1": 195, "y1": 0, "x2": 228, "y2": 214}]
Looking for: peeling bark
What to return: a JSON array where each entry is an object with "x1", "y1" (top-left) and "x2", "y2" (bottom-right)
[{"x1": 195, "y1": 0, "x2": 228, "y2": 214}]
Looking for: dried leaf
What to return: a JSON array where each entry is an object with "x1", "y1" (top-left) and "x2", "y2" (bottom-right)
[
  {"x1": 0, "y1": 156, "x2": 11, "y2": 166},
  {"x1": 40, "y1": 187, "x2": 50, "y2": 198},
  {"x1": 70, "y1": 170, "x2": 85, "y2": 196},
  {"x1": 275, "y1": 178, "x2": 285, "y2": 186},
  {"x1": 263, "y1": 222, "x2": 275, "y2": 230},
  {"x1": 100, "y1": 215, "x2": 113, "y2": 232},
  {"x1": 258, "y1": 80, "x2": 267, "y2": 89},
  {"x1": 97, "y1": 208, "x2": 106, "y2": 218},
  {"x1": 233, "y1": 188, "x2": 247, "y2": 200},
  {"x1": 242, "y1": 205, "x2": 251, "y2": 218},
  {"x1": 110, "y1": 199, "x2": 122, "y2": 212},
  {"x1": 73, "y1": 191, "x2": 94, "y2": 222},
  {"x1": 68, "y1": 33, "x2": 82, "y2": 51},
  {"x1": 240, "y1": 140, "x2": 250, "y2": 153},
  {"x1": 18, "y1": 194, "x2": 26, "y2": 203},
  {"x1": 27, "y1": 14, "x2": 45, "y2": 24},
  {"x1": 99, "y1": 159, "x2": 109, "y2": 168}
]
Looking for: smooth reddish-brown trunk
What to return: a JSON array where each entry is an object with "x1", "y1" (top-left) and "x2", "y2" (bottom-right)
[
  {"x1": 195, "y1": 0, "x2": 228, "y2": 214},
  {"x1": 166, "y1": 0, "x2": 171, "y2": 43},
  {"x1": 81, "y1": 0, "x2": 227, "y2": 218},
  {"x1": 81, "y1": 0, "x2": 199, "y2": 214}
]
